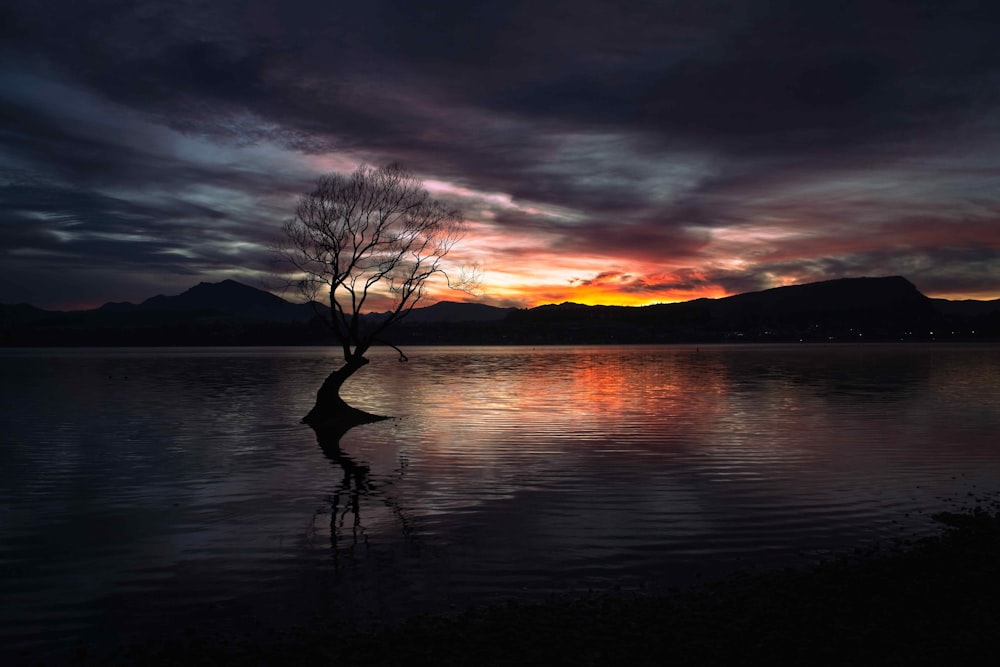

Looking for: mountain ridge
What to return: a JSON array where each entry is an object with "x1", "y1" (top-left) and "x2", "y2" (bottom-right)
[
  {"x1": 3, "y1": 276, "x2": 998, "y2": 346},
  {"x1": 96, "y1": 279, "x2": 327, "y2": 323}
]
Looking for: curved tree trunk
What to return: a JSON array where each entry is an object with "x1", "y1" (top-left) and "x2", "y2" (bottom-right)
[{"x1": 302, "y1": 356, "x2": 386, "y2": 431}]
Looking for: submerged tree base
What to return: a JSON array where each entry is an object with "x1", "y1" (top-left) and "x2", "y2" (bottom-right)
[
  {"x1": 301, "y1": 358, "x2": 388, "y2": 439},
  {"x1": 303, "y1": 403, "x2": 388, "y2": 444}
]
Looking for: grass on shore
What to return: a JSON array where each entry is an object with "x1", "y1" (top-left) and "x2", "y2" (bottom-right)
[{"x1": 80, "y1": 508, "x2": 1000, "y2": 666}]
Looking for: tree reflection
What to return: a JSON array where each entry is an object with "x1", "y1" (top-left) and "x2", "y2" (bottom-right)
[{"x1": 312, "y1": 423, "x2": 413, "y2": 563}]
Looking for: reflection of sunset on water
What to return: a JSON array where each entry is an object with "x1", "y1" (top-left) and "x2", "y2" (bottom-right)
[
  {"x1": 319, "y1": 343, "x2": 1000, "y2": 565},
  {"x1": 321, "y1": 344, "x2": 1000, "y2": 598},
  {"x1": 340, "y1": 344, "x2": 1000, "y2": 514},
  {"x1": 6, "y1": 344, "x2": 1000, "y2": 659}
]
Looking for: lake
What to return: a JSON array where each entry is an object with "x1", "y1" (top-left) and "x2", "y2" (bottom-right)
[{"x1": 2, "y1": 344, "x2": 999, "y2": 662}]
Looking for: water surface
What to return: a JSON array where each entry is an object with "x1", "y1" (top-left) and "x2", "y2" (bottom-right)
[{"x1": 2, "y1": 344, "x2": 999, "y2": 661}]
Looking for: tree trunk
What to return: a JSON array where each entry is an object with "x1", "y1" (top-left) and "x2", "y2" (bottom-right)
[{"x1": 302, "y1": 356, "x2": 385, "y2": 431}]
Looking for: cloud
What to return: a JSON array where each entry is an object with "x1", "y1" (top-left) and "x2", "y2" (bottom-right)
[{"x1": 1, "y1": 0, "x2": 999, "y2": 308}]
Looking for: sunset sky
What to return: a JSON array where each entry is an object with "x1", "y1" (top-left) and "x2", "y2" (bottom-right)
[{"x1": 2, "y1": 0, "x2": 999, "y2": 311}]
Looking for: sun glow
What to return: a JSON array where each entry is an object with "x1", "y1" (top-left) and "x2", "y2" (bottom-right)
[{"x1": 281, "y1": 162, "x2": 1000, "y2": 312}]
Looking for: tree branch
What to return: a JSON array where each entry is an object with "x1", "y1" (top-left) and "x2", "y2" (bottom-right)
[{"x1": 273, "y1": 163, "x2": 470, "y2": 366}]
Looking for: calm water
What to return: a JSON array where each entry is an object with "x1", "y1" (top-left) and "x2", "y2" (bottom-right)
[{"x1": 2, "y1": 344, "x2": 999, "y2": 661}]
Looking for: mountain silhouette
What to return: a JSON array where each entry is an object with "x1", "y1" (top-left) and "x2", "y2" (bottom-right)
[
  {"x1": 98, "y1": 279, "x2": 327, "y2": 323},
  {"x1": 2, "y1": 276, "x2": 998, "y2": 346},
  {"x1": 702, "y1": 276, "x2": 936, "y2": 325},
  {"x1": 494, "y1": 276, "x2": 997, "y2": 344},
  {"x1": 394, "y1": 300, "x2": 516, "y2": 323}
]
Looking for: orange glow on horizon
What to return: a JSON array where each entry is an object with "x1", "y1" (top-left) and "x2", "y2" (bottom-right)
[
  {"x1": 255, "y1": 171, "x2": 1000, "y2": 311},
  {"x1": 393, "y1": 280, "x2": 1000, "y2": 312},
  {"x1": 415, "y1": 277, "x2": 733, "y2": 310},
  {"x1": 247, "y1": 166, "x2": 1000, "y2": 313}
]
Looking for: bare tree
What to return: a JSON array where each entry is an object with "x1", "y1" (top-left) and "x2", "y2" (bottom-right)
[{"x1": 276, "y1": 163, "x2": 472, "y2": 428}]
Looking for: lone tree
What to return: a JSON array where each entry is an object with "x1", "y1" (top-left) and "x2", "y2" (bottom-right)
[{"x1": 277, "y1": 163, "x2": 471, "y2": 429}]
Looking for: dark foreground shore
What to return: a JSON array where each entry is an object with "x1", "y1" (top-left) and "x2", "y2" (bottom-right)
[{"x1": 69, "y1": 508, "x2": 1000, "y2": 666}]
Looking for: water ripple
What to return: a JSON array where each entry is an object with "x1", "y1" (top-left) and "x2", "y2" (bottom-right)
[{"x1": 2, "y1": 344, "x2": 1000, "y2": 662}]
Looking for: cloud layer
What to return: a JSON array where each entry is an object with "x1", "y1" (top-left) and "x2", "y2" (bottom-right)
[{"x1": 2, "y1": 0, "x2": 999, "y2": 308}]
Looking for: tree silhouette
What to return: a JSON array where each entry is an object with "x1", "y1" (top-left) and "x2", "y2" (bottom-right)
[{"x1": 277, "y1": 163, "x2": 473, "y2": 429}]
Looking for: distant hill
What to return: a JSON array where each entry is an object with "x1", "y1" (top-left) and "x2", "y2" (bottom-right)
[
  {"x1": 0, "y1": 281, "x2": 516, "y2": 345},
  {"x1": 509, "y1": 276, "x2": 934, "y2": 323},
  {"x1": 931, "y1": 297, "x2": 1000, "y2": 317},
  {"x1": 707, "y1": 275, "x2": 933, "y2": 317},
  {"x1": 98, "y1": 279, "x2": 327, "y2": 323},
  {"x1": 697, "y1": 275, "x2": 938, "y2": 333},
  {"x1": 2, "y1": 276, "x2": 998, "y2": 346},
  {"x1": 94, "y1": 282, "x2": 512, "y2": 325},
  {"x1": 0, "y1": 302, "x2": 52, "y2": 326},
  {"x1": 483, "y1": 276, "x2": 998, "y2": 344},
  {"x1": 393, "y1": 301, "x2": 516, "y2": 323}
]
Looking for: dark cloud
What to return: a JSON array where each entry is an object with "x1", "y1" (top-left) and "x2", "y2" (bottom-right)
[
  {"x1": 1, "y1": 0, "x2": 999, "y2": 307},
  {"x1": 559, "y1": 220, "x2": 710, "y2": 264}
]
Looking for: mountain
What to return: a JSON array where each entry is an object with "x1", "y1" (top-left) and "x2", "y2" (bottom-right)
[
  {"x1": 931, "y1": 297, "x2": 1000, "y2": 317},
  {"x1": 700, "y1": 276, "x2": 937, "y2": 329},
  {"x1": 0, "y1": 281, "x2": 516, "y2": 345},
  {"x1": 0, "y1": 302, "x2": 52, "y2": 326},
  {"x1": 491, "y1": 276, "x2": 996, "y2": 344},
  {"x1": 96, "y1": 282, "x2": 513, "y2": 324},
  {"x1": 98, "y1": 279, "x2": 326, "y2": 323},
  {"x1": 393, "y1": 301, "x2": 515, "y2": 323},
  {"x1": 2, "y1": 276, "x2": 998, "y2": 346}
]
